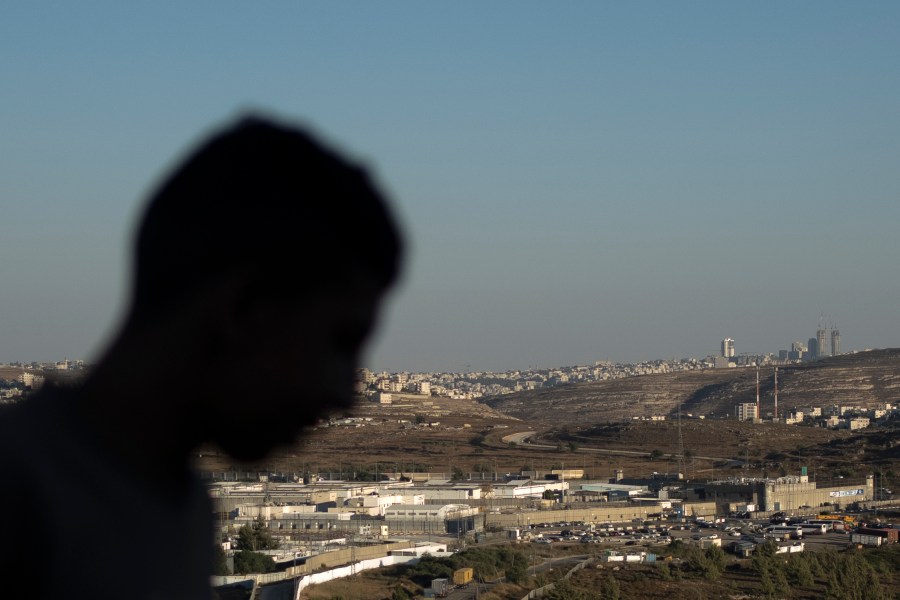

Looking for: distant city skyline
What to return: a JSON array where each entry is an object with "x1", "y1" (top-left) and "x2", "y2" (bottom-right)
[
  {"x1": 4, "y1": 325, "x2": 870, "y2": 376},
  {"x1": 2, "y1": 4, "x2": 899, "y2": 373}
]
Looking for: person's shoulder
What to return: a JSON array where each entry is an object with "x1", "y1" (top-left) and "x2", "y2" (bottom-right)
[
  {"x1": 0, "y1": 396, "x2": 37, "y2": 443},
  {"x1": 0, "y1": 385, "x2": 77, "y2": 462}
]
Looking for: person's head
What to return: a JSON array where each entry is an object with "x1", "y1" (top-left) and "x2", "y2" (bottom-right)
[
  {"x1": 127, "y1": 114, "x2": 403, "y2": 460},
  {"x1": 134, "y1": 114, "x2": 401, "y2": 321}
]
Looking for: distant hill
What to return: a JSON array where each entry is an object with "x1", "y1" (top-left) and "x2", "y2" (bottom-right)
[
  {"x1": 0, "y1": 366, "x2": 24, "y2": 381},
  {"x1": 479, "y1": 348, "x2": 900, "y2": 428}
]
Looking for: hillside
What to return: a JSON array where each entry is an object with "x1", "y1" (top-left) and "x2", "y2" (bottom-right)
[
  {"x1": 203, "y1": 350, "x2": 899, "y2": 479},
  {"x1": 479, "y1": 348, "x2": 900, "y2": 429},
  {"x1": 0, "y1": 366, "x2": 23, "y2": 381}
]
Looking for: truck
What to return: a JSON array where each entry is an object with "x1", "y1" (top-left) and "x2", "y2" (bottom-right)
[
  {"x1": 453, "y1": 567, "x2": 473, "y2": 587},
  {"x1": 855, "y1": 527, "x2": 898, "y2": 544},
  {"x1": 431, "y1": 578, "x2": 449, "y2": 598},
  {"x1": 851, "y1": 533, "x2": 883, "y2": 547}
]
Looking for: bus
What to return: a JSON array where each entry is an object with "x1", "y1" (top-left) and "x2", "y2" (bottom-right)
[
  {"x1": 799, "y1": 521, "x2": 829, "y2": 535},
  {"x1": 817, "y1": 514, "x2": 857, "y2": 527},
  {"x1": 764, "y1": 525, "x2": 803, "y2": 540}
]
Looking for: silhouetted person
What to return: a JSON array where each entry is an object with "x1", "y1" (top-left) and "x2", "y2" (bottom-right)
[{"x1": 0, "y1": 114, "x2": 403, "y2": 599}]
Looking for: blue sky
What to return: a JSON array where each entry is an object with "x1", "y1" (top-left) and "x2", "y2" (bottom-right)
[{"x1": 2, "y1": 3, "x2": 899, "y2": 372}]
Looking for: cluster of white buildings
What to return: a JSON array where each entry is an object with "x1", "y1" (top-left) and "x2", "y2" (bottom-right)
[
  {"x1": 734, "y1": 402, "x2": 895, "y2": 430},
  {"x1": 356, "y1": 358, "x2": 714, "y2": 400},
  {"x1": 210, "y1": 476, "x2": 574, "y2": 541}
]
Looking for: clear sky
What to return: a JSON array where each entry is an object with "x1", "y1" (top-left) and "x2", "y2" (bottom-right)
[{"x1": 2, "y1": 3, "x2": 899, "y2": 373}]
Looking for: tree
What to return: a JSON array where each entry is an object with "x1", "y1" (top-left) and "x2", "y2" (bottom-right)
[
  {"x1": 505, "y1": 555, "x2": 529, "y2": 585},
  {"x1": 703, "y1": 545, "x2": 727, "y2": 579},
  {"x1": 649, "y1": 449, "x2": 663, "y2": 461},
  {"x1": 236, "y1": 523, "x2": 257, "y2": 551},
  {"x1": 235, "y1": 516, "x2": 278, "y2": 551},
  {"x1": 825, "y1": 551, "x2": 888, "y2": 600},
  {"x1": 212, "y1": 545, "x2": 229, "y2": 576},
  {"x1": 786, "y1": 554, "x2": 815, "y2": 588},
  {"x1": 752, "y1": 541, "x2": 790, "y2": 599},
  {"x1": 600, "y1": 573, "x2": 620, "y2": 600},
  {"x1": 232, "y1": 550, "x2": 276, "y2": 574},
  {"x1": 546, "y1": 579, "x2": 599, "y2": 600}
]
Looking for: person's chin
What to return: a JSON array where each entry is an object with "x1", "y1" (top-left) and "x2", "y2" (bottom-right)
[
  {"x1": 222, "y1": 437, "x2": 288, "y2": 463},
  {"x1": 293, "y1": 390, "x2": 357, "y2": 423}
]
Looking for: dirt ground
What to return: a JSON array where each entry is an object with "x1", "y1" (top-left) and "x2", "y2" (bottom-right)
[{"x1": 194, "y1": 395, "x2": 898, "y2": 488}]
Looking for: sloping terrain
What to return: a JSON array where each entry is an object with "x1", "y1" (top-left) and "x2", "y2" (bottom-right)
[
  {"x1": 194, "y1": 350, "x2": 899, "y2": 480},
  {"x1": 690, "y1": 348, "x2": 900, "y2": 417},
  {"x1": 479, "y1": 349, "x2": 900, "y2": 429},
  {"x1": 0, "y1": 366, "x2": 23, "y2": 381}
]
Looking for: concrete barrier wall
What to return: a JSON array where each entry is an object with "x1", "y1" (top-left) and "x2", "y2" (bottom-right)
[
  {"x1": 211, "y1": 571, "x2": 291, "y2": 586},
  {"x1": 286, "y1": 540, "x2": 414, "y2": 576},
  {"x1": 213, "y1": 541, "x2": 418, "y2": 591},
  {"x1": 293, "y1": 554, "x2": 420, "y2": 599}
]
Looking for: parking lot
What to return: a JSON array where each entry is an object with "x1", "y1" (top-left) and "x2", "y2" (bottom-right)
[{"x1": 515, "y1": 514, "x2": 867, "y2": 554}]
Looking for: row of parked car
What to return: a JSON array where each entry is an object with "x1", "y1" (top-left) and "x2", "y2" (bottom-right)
[{"x1": 531, "y1": 528, "x2": 674, "y2": 546}]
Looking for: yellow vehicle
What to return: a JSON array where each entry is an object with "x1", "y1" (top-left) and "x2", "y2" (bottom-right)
[{"x1": 817, "y1": 514, "x2": 858, "y2": 526}]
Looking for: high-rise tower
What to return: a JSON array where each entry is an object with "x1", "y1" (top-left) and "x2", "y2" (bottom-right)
[
  {"x1": 721, "y1": 338, "x2": 735, "y2": 358},
  {"x1": 831, "y1": 328, "x2": 840, "y2": 356},
  {"x1": 816, "y1": 315, "x2": 827, "y2": 359}
]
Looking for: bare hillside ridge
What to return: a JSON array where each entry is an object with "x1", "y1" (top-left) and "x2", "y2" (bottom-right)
[{"x1": 479, "y1": 348, "x2": 900, "y2": 428}]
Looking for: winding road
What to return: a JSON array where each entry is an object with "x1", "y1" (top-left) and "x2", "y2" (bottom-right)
[{"x1": 502, "y1": 431, "x2": 742, "y2": 466}]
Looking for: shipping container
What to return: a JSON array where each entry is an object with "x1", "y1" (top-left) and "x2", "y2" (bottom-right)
[
  {"x1": 850, "y1": 533, "x2": 883, "y2": 547},
  {"x1": 452, "y1": 567, "x2": 473, "y2": 586},
  {"x1": 431, "y1": 578, "x2": 449, "y2": 598},
  {"x1": 856, "y1": 527, "x2": 898, "y2": 543}
]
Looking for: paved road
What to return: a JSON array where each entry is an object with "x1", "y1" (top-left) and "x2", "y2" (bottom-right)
[{"x1": 502, "y1": 431, "x2": 742, "y2": 466}]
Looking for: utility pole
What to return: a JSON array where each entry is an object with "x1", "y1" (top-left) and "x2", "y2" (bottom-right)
[
  {"x1": 677, "y1": 401, "x2": 685, "y2": 477},
  {"x1": 774, "y1": 366, "x2": 778, "y2": 420},
  {"x1": 755, "y1": 365, "x2": 760, "y2": 408}
]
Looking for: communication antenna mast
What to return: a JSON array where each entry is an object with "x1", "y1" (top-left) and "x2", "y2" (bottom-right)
[
  {"x1": 773, "y1": 367, "x2": 778, "y2": 420},
  {"x1": 755, "y1": 365, "x2": 760, "y2": 406},
  {"x1": 677, "y1": 400, "x2": 685, "y2": 477}
]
